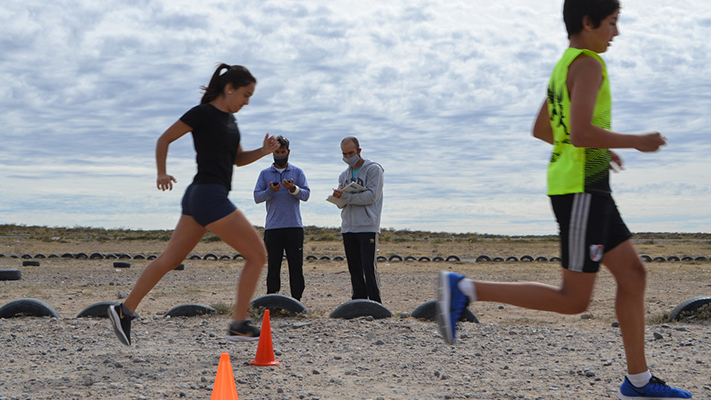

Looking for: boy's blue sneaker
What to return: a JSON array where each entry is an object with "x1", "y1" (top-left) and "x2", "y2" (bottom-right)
[
  {"x1": 436, "y1": 271, "x2": 469, "y2": 345},
  {"x1": 618, "y1": 376, "x2": 692, "y2": 399}
]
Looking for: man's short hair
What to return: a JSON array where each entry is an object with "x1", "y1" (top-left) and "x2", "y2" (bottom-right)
[
  {"x1": 563, "y1": 0, "x2": 620, "y2": 38},
  {"x1": 341, "y1": 136, "x2": 360, "y2": 149},
  {"x1": 276, "y1": 135, "x2": 289, "y2": 149}
]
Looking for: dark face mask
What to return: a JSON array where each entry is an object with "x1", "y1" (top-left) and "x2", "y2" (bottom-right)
[{"x1": 273, "y1": 155, "x2": 288, "y2": 168}]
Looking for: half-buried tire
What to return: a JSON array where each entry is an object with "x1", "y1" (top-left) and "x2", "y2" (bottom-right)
[
  {"x1": 411, "y1": 299, "x2": 479, "y2": 323},
  {"x1": 0, "y1": 298, "x2": 60, "y2": 318},
  {"x1": 76, "y1": 301, "x2": 121, "y2": 318},
  {"x1": 22, "y1": 260, "x2": 40, "y2": 266},
  {"x1": 113, "y1": 261, "x2": 131, "y2": 269},
  {"x1": 669, "y1": 296, "x2": 711, "y2": 322},
  {"x1": 476, "y1": 255, "x2": 491, "y2": 262},
  {"x1": 165, "y1": 303, "x2": 215, "y2": 317},
  {"x1": 251, "y1": 294, "x2": 308, "y2": 316},
  {"x1": 0, "y1": 269, "x2": 22, "y2": 281},
  {"x1": 329, "y1": 299, "x2": 393, "y2": 319}
]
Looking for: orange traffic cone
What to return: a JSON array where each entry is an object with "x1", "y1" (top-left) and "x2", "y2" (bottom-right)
[
  {"x1": 250, "y1": 309, "x2": 280, "y2": 366},
  {"x1": 210, "y1": 353, "x2": 239, "y2": 400}
]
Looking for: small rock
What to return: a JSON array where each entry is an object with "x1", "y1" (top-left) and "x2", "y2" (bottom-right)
[
  {"x1": 117, "y1": 291, "x2": 128, "y2": 299},
  {"x1": 611, "y1": 321, "x2": 619, "y2": 327},
  {"x1": 653, "y1": 332, "x2": 663, "y2": 340}
]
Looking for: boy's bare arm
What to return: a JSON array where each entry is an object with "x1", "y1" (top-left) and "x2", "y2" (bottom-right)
[
  {"x1": 532, "y1": 100, "x2": 554, "y2": 144},
  {"x1": 568, "y1": 56, "x2": 666, "y2": 152}
]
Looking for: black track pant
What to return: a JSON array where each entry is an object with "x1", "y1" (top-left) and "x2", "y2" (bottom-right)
[
  {"x1": 342, "y1": 232, "x2": 381, "y2": 303},
  {"x1": 264, "y1": 228, "x2": 305, "y2": 301}
]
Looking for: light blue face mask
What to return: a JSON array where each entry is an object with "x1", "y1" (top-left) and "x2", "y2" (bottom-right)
[{"x1": 343, "y1": 154, "x2": 360, "y2": 168}]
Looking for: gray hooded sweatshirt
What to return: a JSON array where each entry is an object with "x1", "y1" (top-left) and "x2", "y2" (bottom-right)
[{"x1": 337, "y1": 159, "x2": 384, "y2": 234}]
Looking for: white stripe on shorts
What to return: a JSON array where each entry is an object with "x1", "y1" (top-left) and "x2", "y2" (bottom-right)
[{"x1": 568, "y1": 193, "x2": 592, "y2": 272}]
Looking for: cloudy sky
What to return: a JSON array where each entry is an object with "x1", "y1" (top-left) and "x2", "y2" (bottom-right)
[{"x1": 1, "y1": 0, "x2": 709, "y2": 235}]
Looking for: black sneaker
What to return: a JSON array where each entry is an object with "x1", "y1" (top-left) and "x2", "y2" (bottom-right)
[
  {"x1": 226, "y1": 320, "x2": 260, "y2": 342},
  {"x1": 108, "y1": 303, "x2": 135, "y2": 346}
]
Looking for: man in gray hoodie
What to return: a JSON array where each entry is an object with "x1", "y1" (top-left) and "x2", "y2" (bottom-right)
[{"x1": 332, "y1": 136, "x2": 385, "y2": 303}]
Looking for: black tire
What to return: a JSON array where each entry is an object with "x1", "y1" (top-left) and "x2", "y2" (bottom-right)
[
  {"x1": 10, "y1": 255, "x2": 19, "y2": 259},
  {"x1": 389, "y1": 255, "x2": 403, "y2": 262},
  {"x1": 105, "y1": 254, "x2": 118, "y2": 259},
  {"x1": 203, "y1": 253, "x2": 218, "y2": 261},
  {"x1": 446, "y1": 255, "x2": 460, "y2": 262},
  {"x1": 0, "y1": 254, "x2": 5, "y2": 258},
  {"x1": 33, "y1": 253, "x2": 46, "y2": 259},
  {"x1": 329, "y1": 299, "x2": 393, "y2": 319},
  {"x1": 116, "y1": 253, "x2": 131, "y2": 260},
  {"x1": 411, "y1": 300, "x2": 479, "y2": 323},
  {"x1": 695, "y1": 256, "x2": 707, "y2": 262},
  {"x1": 681, "y1": 256, "x2": 693, "y2": 262},
  {"x1": 669, "y1": 296, "x2": 711, "y2": 322},
  {"x1": 76, "y1": 301, "x2": 120, "y2": 318},
  {"x1": 189, "y1": 255, "x2": 202, "y2": 260},
  {"x1": 652, "y1": 256, "x2": 666, "y2": 262},
  {"x1": 418, "y1": 256, "x2": 431, "y2": 262},
  {"x1": 333, "y1": 256, "x2": 345, "y2": 261},
  {"x1": 61, "y1": 253, "x2": 74, "y2": 259},
  {"x1": 640, "y1": 254, "x2": 652, "y2": 262},
  {"x1": 404, "y1": 256, "x2": 417, "y2": 261},
  {"x1": 147, "y1": 254, "x2": 158, "y2": 260},
  {"x1": 535, "y1": 256, "x2": 549, "y2": 262},
  {"x1": 165, "y1": 303, "x2": 216, "y2": 317},
  {"x1": 133, "y1": 254, "x2": 146, "y2": 260},
  {"x1": 320, "y1": 256, "x2": 332, "y2": 261},
  {"x1": 667, "y1": 256, "x2": 680, "y2": 262},
  {"x1": 75, "y1": 252, "x2": 89, "y2": 260},
  {"x1": 520, "y1": 255, "x2": 534, "y2": 262},
  {"x1": 476, "y1": 255, "x2": 491, "y2": 262},
  {"x1": 113, "y1": 261, "x2": 131, "y2": 268},
  {"x1": 305, "y1": 255, "x2": 318, "y2": 261},
  {"x1": 22, "y1": 260, "x2": 40, "y2": 267},
  {"x1": 89, "y1": 253, "x2": 104, "y2": 260},
  {"x1": 21, "y1": 254, "x2": 32, "y2": 259},
  {"x1": 0, "y1": 298, "x2": 60, "y2": 318},
  {"x1": 0, "y1": 269, "x2": 22, "y2": 281},
  {"x1": 174, "y1": 264, "x2": 185, "y2": 271},
  {"x1": 219, "y1": 255, "x2": 232, "y2": 260},
  {"x1": 376, "y1": 256, "x2": 387, "y2": 262},
  {"x1": 233, "y1": 254, "x2": 243, "y2": 260},
  {"x1": 432, "y1": 256, "x2": 445, "y2": 262},
  {"x1": 47, "y1": 254, "x2": 59, "y2": 259},
  {"x1": 250, "y1": 294, "x2": 308, "y2": 316},
  {"x1": 505, "y1": 256, "x2": 519, "y2": 262},
  {"x1": 550, "y1": 256, "x2": 562, "y2": 262}
]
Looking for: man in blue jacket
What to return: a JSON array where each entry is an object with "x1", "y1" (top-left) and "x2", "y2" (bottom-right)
[
  {"x1": 332, "y1": 136, "x2": 385, "y2": 303},
  {"x1": 254, "y1": 136, "x2": 310, "y2": 301}
]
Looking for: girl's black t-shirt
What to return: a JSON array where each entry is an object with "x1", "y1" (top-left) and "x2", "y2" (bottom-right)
[{"x1": 180, "y1": 103, "x2": 241, "y2": 191}]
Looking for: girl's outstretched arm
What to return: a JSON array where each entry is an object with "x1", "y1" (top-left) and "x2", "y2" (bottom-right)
[{"x1": 234, "y1": 133, "x2": 280, "y2": 166}]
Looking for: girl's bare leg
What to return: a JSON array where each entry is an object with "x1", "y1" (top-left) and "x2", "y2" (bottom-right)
[
  {"x1": 206, "y1": 209, "x2": 267, "y2": 321},
  {"x1": 124, "y1": 215, "x2": 206, "y2": 312}
]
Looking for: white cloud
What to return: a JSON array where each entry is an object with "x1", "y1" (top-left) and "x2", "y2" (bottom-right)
[{"x1": 1, "y1": 0, "x2": 709, "y2": 234}]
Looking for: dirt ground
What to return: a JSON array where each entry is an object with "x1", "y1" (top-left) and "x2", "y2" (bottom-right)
[{"x1": 1, "y1": 234, "x2": 711, "y2": 399}]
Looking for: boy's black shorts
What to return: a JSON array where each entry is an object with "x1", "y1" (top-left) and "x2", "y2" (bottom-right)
[{"x1": 551, "y1": 193, "x2": 632, "y2": 273}]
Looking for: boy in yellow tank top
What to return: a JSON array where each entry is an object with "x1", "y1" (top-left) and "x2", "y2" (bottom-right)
[{"x1": 436, "y1": 1, "x2": 691, "y2": 398}]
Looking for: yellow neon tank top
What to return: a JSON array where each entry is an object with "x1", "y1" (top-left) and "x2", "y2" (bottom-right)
[{"x1": 546, "y1": 48, "x2": 612, "y2": 196}]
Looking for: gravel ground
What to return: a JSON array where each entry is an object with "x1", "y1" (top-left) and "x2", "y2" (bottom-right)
[
  {"x1": 2, "y1": 256, "x2": 711, "y2": 399},
  {"x1": 1, "y1": 315, "x2": 709, "y2": 399}
]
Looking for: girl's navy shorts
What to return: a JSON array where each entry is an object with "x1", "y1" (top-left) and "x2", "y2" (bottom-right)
[{"x1": 181, "y1": 183, "x2": 236, "y2": 227}]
